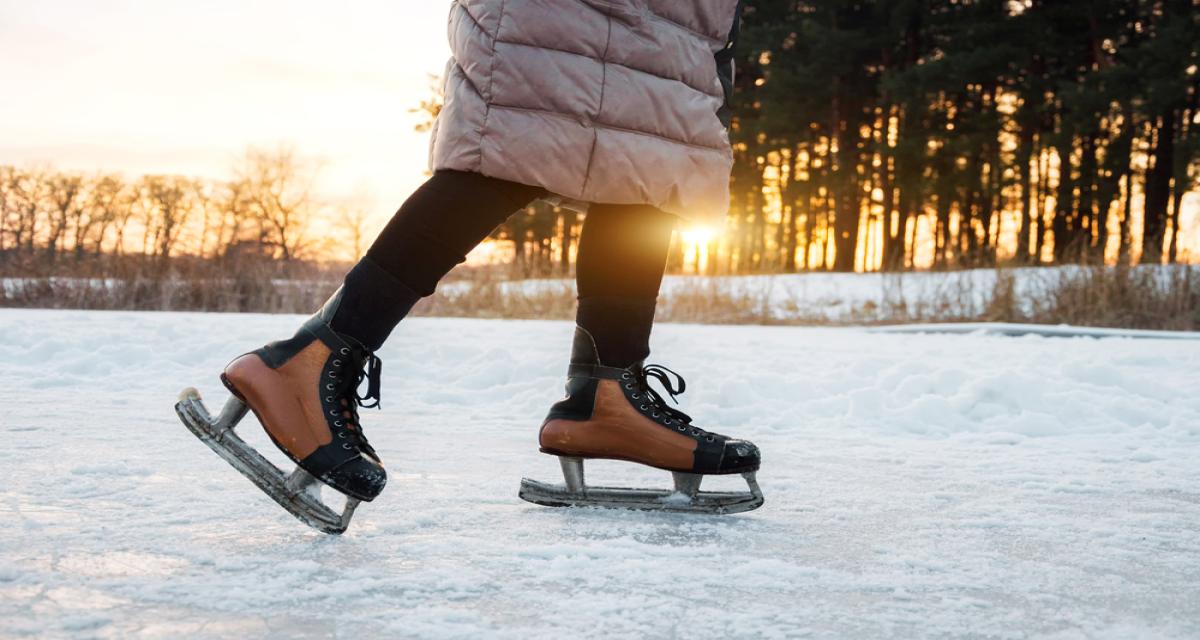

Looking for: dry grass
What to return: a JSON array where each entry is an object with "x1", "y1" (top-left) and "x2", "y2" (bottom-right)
[
  {"x1": 414, "y1": 272, "x2": 576, "y2": 321},
  {"x1": 415, "y1": 265, "x2": 1200, "y2": 330},
  {"x1": 1012, "y1": 266, "x2": 1198, "y2": 331},
  {"x1": 1, "y1": 259, "x2": 337, "y2": 313},
  {"x1": 656, "y1": 278, "x2": 779, "y2": 324},
  {"x1": 3, "y1": 261, "x2": 1197, "y2": 331}
]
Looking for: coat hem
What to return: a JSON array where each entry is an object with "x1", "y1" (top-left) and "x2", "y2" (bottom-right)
[{"x1": 506, "y1": 104, "x2": 730, "y2": 153}]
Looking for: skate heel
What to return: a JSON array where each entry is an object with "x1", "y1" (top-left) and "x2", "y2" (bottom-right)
[
  {"x1": 218, "y1": 372, "x2": 247, "y2": 401},
  {"x1": 518, "y1": 455, "x2": 764, "y2": 515},
  {"x1": 174, "y1": 386, "x2": 361, "y2": 534}
]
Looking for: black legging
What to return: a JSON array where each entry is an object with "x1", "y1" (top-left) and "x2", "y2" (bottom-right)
[
  {"x1": 355, "y1": 169, "x2": 675, "y2": 366},
  {"x1": 366, "y1": 170, "x2": 674, "y2": 299}
]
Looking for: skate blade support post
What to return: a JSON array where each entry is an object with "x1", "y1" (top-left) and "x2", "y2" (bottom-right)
[
  {"x1": 519, "y1": 456, "x2": 764, "y2": 514},
  {"x1": 175, "y1": 387, "x2": 359, "y2": 534}
]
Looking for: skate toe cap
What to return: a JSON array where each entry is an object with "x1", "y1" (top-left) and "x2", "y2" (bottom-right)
[
  {"x1": 325, "y1": 457, "x2": 387, "y2": 502},
  {"x1": 719, "y1": 439, "x2": 760, "y2": 473}
]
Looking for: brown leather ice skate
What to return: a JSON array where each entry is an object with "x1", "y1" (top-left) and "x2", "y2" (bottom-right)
[
  {"x1": 518, "y1": 327, "x2": 763, "y2": 514},
  {"x1": 221, "y1": 293, "x2": 387, "y2": 502}
]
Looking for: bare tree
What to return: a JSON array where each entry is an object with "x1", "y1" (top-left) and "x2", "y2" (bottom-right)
[
  {"x1": 334, "y1": 193, "x2": 374, "y2": 260},
  {"x1": 139, "y1": 175, "x2": 196, "y2": 260},
  {"x1": 8, "y1": 168, "x2": 48, "y2": 254},
  {"x1": 86, "y1": 175, "x2": 127, "y2": 256},
  {"x1": 191, "y1": 180, "x2": 221, "y2": 259},
  {"x1": 0, "y1": 166, "x2": 13, "y2": 254},
  {"x1": 45, "y1": 173, "x2": 85, "y2": 259},
  {"x1": 238, "y1": 147, "x2": 319, "y2": 261},
  {"x1": 217, "y1": 178, "x2": 254, "y2": 256}
]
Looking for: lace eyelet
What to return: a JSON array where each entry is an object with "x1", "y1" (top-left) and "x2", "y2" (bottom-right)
[
  {"x1": 706, "y1": 436, "x2": 715, "y2": 442},
  {"x1": 677, "y1": 425, "x2": 686, "y2": 431},
  {"x1": 334, "y1": 420, "x2": 343, "y2": 427},
  {"x1": 652, "y1": 412, "x2": 659, "y2": 418},
  {"x1": 639, "y1": 404, "x2": 648, "y2": 411},
  {"x1": 340, "y1": 348, "x2": 349, "y2": 355},
  {"x1": 329, "y1": 371, "x2": 336, "y2": 377},
  {"x1": 624, "y1": 384, "x2": 633, "y2": 390},
  {"x1": 338, "y1": 432, "x2": 346, "y2": 438},
  {"x1": 621, "y1": 372, "x2": 631, "y2": 380},
  {"x1": 631, "y1": 393, "x2": 640, "y2": 400},
  {"x1": 342, "y1": 443, "x2": 352, "y2": 450},
  {"x1": 691, "y1": 429, "x2": 700, "y2": 436},
  {"x1": 329, "y1": 410, "x2": 337, "y2": 416},
  {"x1": 325, "y1": 396, "x2": 333, "y2": 402},
  {"x1": 325, "y1": 383, "x2": 334, "y2": 390}
]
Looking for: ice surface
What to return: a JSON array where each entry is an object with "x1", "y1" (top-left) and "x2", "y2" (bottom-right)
[{"x1": 1, "y1": 309, "x2": 1198, "y2": 639}]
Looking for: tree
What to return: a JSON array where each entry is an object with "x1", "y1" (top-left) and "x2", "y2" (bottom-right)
[
  {"x1": 139, "y1": 175, "x2": 196, "y2": 260},
  {"x1": 335, "y1": 200, "x2": 373, "y2": 260},
  {"x1": 238, "y1": 147, "x2": 320, "y2": 261},
  {"x1": 82, "y1": 175, "x2": 121, "y2": 256}
]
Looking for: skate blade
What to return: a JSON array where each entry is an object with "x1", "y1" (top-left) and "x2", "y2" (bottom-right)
[
  {"x1": 517, "y1": 475, "x2": 764, "y2": 515},
  {"x1": 174, "y1": 387, "x2": 359, "y2": 534}
]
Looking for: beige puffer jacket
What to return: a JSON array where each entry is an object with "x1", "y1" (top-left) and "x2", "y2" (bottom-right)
[{"x1": 429, "y1": 0, "x2": 740, "y2": 224}]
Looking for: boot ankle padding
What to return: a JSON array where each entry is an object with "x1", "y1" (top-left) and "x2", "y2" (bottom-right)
[
  {"x1": 540, "y1": 379, "x2": 698, "y2": 472},
  {"x1": 569, "y1": 326, "x2": 602, "y2": 366},
  {"x1": 224, "y1": 344, "x2": 334, "y2": 460},
  {"x1": 545, "y1": 376, "x2": 599, "y2": 421}
]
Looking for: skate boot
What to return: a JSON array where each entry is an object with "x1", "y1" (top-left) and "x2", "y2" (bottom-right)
[
  {"x1": 222, "y1": 291, "x2": 388, "y2": 501},
  {"x1": 519, "y1": 327, "x2": 763, "y2": 514},
  {"x1": 175, "y1": 286, "x2": 392, "y2": 534}
]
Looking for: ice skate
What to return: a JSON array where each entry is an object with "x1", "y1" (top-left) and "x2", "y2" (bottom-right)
[
  {"x1": 519, "y1": 328, "x2": 763, "y2": 514},
  {"x1": 175, "y1": 289, "x2": 387, "y2": 534}
]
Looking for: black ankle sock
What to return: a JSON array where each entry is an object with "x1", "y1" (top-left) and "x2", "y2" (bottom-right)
[
  {"x1": 327, "y1": 257, "x2": 421, "y2": 351},
  {"x1": 575, "y1": 296, "x2": 657, "y2": 368}
]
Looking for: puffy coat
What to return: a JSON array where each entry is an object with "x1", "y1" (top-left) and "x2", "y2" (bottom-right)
[{"x1": 429, "y1": 0, "x2": 741, "y2": 224}]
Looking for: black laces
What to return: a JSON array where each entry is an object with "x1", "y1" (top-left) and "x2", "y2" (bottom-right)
[
  {"x1": 635, "y1": 363, "x2": 695, "y2": 425},
  {"x1": 354, "y1": 351, "x2": 383, "y2": 409},
  {"x1": 331, "y1": 340, "x2": 383, "y2": 456}
]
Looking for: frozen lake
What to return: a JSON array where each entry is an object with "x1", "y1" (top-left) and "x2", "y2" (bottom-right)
[{"x1": 1, "y1": 309, "x2": 1198, "y2": 638}]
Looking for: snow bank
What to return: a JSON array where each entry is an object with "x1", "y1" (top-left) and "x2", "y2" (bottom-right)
[
  {"x1": 492, "y1": 265, "x2": 1198, "y2": 324},
  {"x1": 0, "y1": 309, "x2": 1197, "y2": 638}
]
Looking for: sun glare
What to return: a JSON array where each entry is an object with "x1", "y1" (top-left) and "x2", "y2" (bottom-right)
[
  {"x1": 680, "y1": 225, "x2": 719, "y2": 273},
  {"x1": 681, "y1": 226, "x2": 716, "y2": 247}
]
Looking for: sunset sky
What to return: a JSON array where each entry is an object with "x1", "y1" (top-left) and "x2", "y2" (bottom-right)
[
  {"x1": 0, "y1": 1, "x2": 452, "y2": 227},
  {"x1": 3, "y1": 2, "x2": 1195, "y2": 266}
]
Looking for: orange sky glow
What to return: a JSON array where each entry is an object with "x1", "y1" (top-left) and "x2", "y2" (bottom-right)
[
  {"x1": 0, "y1": 1, "x2": 451, "y2": 247},
  {"x1": 1, "y1": 2, "x2": 1194, "y2": 268}
]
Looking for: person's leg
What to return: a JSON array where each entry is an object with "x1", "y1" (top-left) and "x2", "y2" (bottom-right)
[
  {"x1": 327, "y1": 169, "x2": 545, "y2": 351},
  {"x1": 529, "y1": 203, "x2": 761, "y2": 500},
  {"x1": 573, "y1": 203, "x2": 677, "y2": 367},
  {"x1": 220, "y1": 169, "x2": 542, "y2": 503}
]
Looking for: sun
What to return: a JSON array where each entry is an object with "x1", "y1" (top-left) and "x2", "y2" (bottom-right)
[
  {"x1": 681, "y1": 225, "x2": 716, "y2": 247},
  {"x1": 679, "y1": 225, "x2": 719, "y2": 273}
]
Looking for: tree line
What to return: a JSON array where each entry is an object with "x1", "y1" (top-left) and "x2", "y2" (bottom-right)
[
  {"x1": 443, "y1": 0, "x2": 1198, "y2": 275},
  {"x1": 0, "y1": 148, "x2": 374, "y2": 273},
  {"x1": 716, "y1": 0, "x2": 1198, "y2": 272},
  {"x1": 4, "y1": 0, "x2": 1197, "y2": 280}
]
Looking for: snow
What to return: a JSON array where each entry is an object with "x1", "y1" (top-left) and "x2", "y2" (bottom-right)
[
  {"x1": 1, "y1": 308, "x2": 1199, "y2": 639},
  {"x1": 452, "y1": 269, "x2": 1015, "y2": 321},
  {"x1": 487, "y1": 265, "x2": 1197, "y2": 323},
  {"x1": 869, "y1": 322, "x2": 1200, "y2": 340}
]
